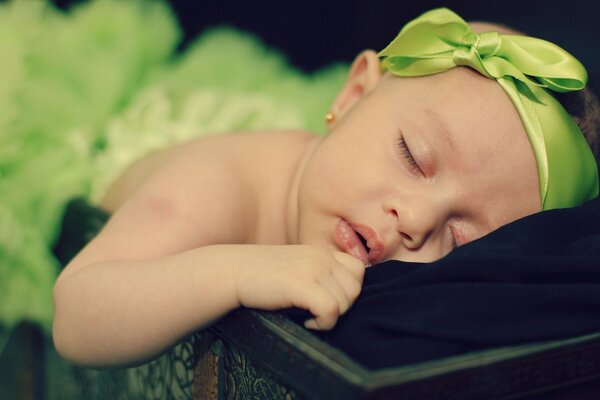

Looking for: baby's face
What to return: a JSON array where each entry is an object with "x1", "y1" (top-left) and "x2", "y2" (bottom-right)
[{"x1": 292, "y1": 67, "x2": 541, "y2": 263}]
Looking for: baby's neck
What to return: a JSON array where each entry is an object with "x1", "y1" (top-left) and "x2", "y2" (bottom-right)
[
  {"x1": 283, "y1": 134, "x2": 323, "y2": 244},
  {"x1": 244, "y1": 130, "x2": 321, "y2": 245}
]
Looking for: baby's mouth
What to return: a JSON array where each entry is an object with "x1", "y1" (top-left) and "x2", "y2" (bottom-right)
[
  {"x1": 357, "y1": 231, "x2": 368, "y2": 252},
  {"x1": 356, "y1": 231, "x2": 374, "y2": 267},
  {"x1": 353, "y1": 223, "x2": 386, "y2": 265},
  {"x1": 333, "y1": 219, "x2": 370, "y2": 265}
]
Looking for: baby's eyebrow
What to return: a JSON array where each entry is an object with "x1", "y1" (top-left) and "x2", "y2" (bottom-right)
[{"x1": 423, "y1": 108, "x2": 457, "y2": 152}]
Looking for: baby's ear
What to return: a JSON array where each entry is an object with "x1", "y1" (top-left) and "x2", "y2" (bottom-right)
[{"x1": 330, "y1": 50, "x2": 382, "y2": 121}]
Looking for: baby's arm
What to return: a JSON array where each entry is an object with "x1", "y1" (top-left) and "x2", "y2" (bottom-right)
[{"x1": 52, "y1": 133, "x2": 364, "y2": 368}]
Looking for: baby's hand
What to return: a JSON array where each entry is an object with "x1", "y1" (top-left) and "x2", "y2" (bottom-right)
[{"x1": 233, "y1": 245, "x2": 365, "y2": 331}]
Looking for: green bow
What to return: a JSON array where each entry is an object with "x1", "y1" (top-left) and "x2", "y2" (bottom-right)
[{"x1": 379, "y1": 8, "x2": 598, "y2": 210}]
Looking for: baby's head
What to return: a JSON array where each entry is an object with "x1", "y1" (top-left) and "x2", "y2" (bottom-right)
[
  {"x1": 468, "y1": 21, "x2": 600, "y2": 172},
  {"x1": 293, "y1": 8, "x2": 599, "y2": 263}
]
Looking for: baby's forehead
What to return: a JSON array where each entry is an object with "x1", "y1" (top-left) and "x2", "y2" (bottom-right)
[
  {"x1": 382, "y1": 65, "x2": 505, "y2": 102},
  {"x1": 380, "y1": 67, "x2": 529, "y2": 161}
]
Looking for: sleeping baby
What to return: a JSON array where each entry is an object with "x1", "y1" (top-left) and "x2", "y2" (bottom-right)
[{"x1": 52, "y1": 8, "x2": 599, "y2": 368}]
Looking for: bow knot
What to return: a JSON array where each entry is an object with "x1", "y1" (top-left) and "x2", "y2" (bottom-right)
[
  {"x1": 458, "y1": 31, "x2": 501, "y2": 57},
  {"x1": 378, "y1": 8, "x2": 587, "y2": 102},
  {"x1": 473, "y1": 31, "x2": 502, "y2": 57},
  {"x1": 452, "y1": 31, "x2": 502, "y2": 77}
]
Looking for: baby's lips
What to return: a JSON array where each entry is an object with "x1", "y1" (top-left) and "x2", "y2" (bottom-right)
[
  {"x1": 366, "y1": 240, "x2": 385, "y2": 265},
  {"x1": 333, "y1": 219, "x2": 370, "y2": 266},
  {"x1": 350, "y1": 244, "x2": 369, "y2": 266},
  {"x1": 352, "y1": 224, "x2": 386, "y2": 265}
]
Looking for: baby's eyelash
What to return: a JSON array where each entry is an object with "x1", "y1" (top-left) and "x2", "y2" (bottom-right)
[{"x1": 397, "y1": 136, "x2": 422, "y2": 175}]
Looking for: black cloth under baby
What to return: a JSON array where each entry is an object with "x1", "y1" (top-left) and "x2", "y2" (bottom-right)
[{"x1": 283, "y1": 196, "x2": 600, "y2": 370}]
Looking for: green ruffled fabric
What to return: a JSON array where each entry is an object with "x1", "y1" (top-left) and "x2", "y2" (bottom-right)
[{"x1": 0, "y1": 0, "x2": 346, "y2": 347}]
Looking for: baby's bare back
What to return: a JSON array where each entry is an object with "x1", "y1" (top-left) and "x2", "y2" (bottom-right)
[{"x1": 101, "y1": 131, "x2": 312, "y2": 215}]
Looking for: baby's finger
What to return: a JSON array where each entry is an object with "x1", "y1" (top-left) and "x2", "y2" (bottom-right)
[
  {"x1": 332, "y1": 251, "x2": 366, "y2": 281},
  {"x1": 293, "y1": 285, "x2": 340, "y2": 331},
  {"x1": 331, "y1": 266, "x2": 363, "y2": 310},
  {"x1": 304, "y1": 318, "x2": 319, "y2": 330},
  {"x1": 320, "y1": 272, "x2": 351, "y2": 315}
]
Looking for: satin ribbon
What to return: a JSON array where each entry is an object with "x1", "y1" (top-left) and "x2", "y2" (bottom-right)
[{"x1": 379, "y1": 8, "x2": 598, "y2": 210}]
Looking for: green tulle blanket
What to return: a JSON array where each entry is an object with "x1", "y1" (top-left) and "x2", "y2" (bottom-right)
[{"x1": 0, "y1": 0, "x2": 347, "y2": 349}]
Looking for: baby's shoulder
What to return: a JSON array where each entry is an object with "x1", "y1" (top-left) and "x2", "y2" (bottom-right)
[
  {"x1": 170, "y1": 129, "x2": 315, "y2": 175},
  {"x1": 101, "y1": 129, "x2": 315, "y2": 213},
  {"x1": 99, "y1": 129, "x2": 316, "y2": 246},
  {"x1": 191, "y1": 129, "x2": 316, "y2": 157}
]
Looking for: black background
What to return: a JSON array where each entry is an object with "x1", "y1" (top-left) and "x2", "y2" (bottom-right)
[{"x1": 53, "y1": 0, "x2": 600, "y2": 91}]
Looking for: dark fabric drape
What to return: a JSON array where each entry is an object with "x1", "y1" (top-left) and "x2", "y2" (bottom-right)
[{"x1": 285, "y1": 196, "x2": 600, "y2": 369}]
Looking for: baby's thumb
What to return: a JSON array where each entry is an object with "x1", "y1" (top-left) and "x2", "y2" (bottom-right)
[
  {"x1": 304, "y1": 317, "x2": 336, "y2": 331},
  {"x1": 333, "y1": 251, "x2": 366, "y2": 279}
]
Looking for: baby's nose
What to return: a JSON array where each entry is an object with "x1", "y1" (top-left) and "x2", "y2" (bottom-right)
[{"x1": 384, "y1": 197, "x2": 441, "y2": 250}]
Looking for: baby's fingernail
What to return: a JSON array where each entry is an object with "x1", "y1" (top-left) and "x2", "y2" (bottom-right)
[{"x1": 304, "y1": 319, "x2": 318, "y2": 330}]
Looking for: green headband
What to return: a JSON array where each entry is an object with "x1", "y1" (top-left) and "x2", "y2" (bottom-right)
[{"x1": 378, "y1": 8, "x2": 599, "y2": 210}]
